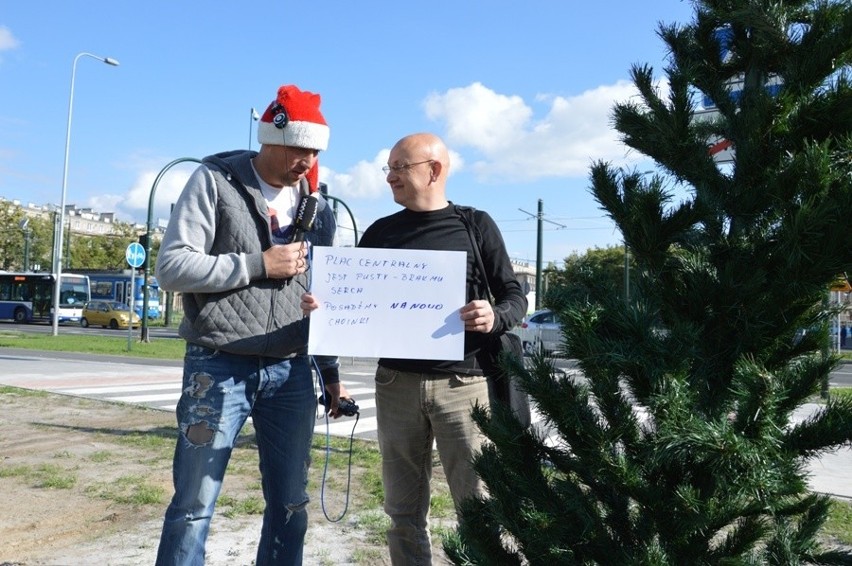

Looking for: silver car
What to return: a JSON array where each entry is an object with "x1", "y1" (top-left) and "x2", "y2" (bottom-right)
[{"x1": 515, "y1": 308, "x2": 563, "y2": 356}]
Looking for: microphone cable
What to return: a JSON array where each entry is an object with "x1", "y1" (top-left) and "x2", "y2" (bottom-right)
[{"x1": 312, "y1": 354, "x2": 360, "y2": 523}]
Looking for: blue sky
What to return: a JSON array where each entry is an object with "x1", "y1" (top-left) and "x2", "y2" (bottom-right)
[{"x1": 0, "y1": 1, "x2": 696, "y2": 267}]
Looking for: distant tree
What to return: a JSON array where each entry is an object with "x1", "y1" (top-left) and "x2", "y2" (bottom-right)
[
  {"x1": 26, "y1": 215, "x2": 56, "y2": 272},
  {"x1": 68, "y1": 223, "x2": 137, "y2": 270},
  {"x1": 0, "y1": 207, "x2": 53, "y2": 272},
  {"x1": 545, "y1": 245, "x2": 630, "y2": 309},
  {"x1": 0, "y1": 204, "x2": 27, "y2": 270},
  {"x1": 445, "y1": 0, "x2": 852, "y2": 563}
]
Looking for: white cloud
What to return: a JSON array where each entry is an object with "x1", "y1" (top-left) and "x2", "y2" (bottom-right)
[
  {"x1": 423, "y1": 81, "x2": 658, "y2": 182},
  {"x1": 89, "y1": 157, "x2": 195, "y2": 224},
  {"x1": 424, "y1": 82, "x2": 532, "y2": 153},
  {"x1": 321, "y1": 150, "x2": 390, "y2": 200},
  {"x1": 0, "y1": 26, "x2": 20, "y2": 51}
]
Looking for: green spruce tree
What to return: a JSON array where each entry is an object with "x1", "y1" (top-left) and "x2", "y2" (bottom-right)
[{"x1": 445, "y1": 0, "x2": 852, "y2": 563}]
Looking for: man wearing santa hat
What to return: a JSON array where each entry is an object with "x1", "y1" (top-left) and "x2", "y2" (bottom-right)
[{"x1": 155, "y1": 84, "x2": 346, "y2": 565}]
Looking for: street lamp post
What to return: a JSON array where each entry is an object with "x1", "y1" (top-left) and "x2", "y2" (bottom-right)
[
  {"x1": 19, "y1": 218, "x2": 31, "y2": 272},
  {"x1": 248, "y1": 107, "x2": 260, "y2": 151},
  {"x1": 51, "y1": 52, "x2": 119, "y2": 336}
]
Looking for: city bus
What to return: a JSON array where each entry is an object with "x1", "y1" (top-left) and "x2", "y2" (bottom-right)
[
  {"x1": 70, "y1": 269, "x2": 161, "y2": 319},
  {"x1": 0, "y1": 272, "x2": 91, "y2": 324}
]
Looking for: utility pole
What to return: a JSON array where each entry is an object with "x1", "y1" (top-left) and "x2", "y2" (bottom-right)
[{"x1": 519, "y1": 199, "x2": 566, "y2": 310}]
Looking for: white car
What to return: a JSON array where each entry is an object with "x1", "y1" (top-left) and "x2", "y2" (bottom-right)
[{"x1": 515, "y1": 308, "x2": 563, "y2": 356}]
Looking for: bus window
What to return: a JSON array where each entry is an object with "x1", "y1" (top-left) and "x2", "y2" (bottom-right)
[{"x1": 91, "y1": 281, "x2": 114, "y2": 300}]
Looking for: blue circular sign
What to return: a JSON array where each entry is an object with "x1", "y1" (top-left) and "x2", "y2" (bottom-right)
[{"x1": 126, "y1": 242, "x2": 146, "y2": 268}]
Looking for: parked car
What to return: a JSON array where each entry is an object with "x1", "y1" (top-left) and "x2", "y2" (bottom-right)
[
  {"x1": 81, "y1": 300, "x2": 141, "y2": 330},
  {"x1": 515, "y1": 308, "x2": 563, "y2": 356}
]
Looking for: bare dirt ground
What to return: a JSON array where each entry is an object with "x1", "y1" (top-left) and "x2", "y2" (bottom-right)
[{"x1": 0, "y1": 387, "x2": 454, "y2": 566}]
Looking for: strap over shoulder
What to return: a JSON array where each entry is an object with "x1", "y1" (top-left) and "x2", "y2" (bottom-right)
[
  {"x1": 455, "y1": 204, "x2": 491, "y2": 301},
  {"x1": 454, "y1": 204, "x2": 482, "y2": 244}
]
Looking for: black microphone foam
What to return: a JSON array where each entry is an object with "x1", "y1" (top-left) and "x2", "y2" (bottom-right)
[{"x1": 290, "y1": 193, "x2": 320, "y2": 242}]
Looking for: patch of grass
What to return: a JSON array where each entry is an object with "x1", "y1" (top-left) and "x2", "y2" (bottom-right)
[
  {"x1": 354, "y1": 510, "x2": 390, "y2": 546},
  {"x1": 35, "y1": 463, "x2": 77, "y2": 489},
  {"x1": 432, "y1": 524, "x2": 456, "y2": 549},
  {"x1": 217, "y1": 494, "x2": 238, "y2": 508},
  {"x1": 112, "y1": 429, "x2": 176, "y2": 452},
  {"x1": 351, "y1": 547, "x2": 386, "y2": 563},
  {"x1": 830, "y1": 388, "x2": 852, "y2": 403},
  {"x1": 87, "y1": 474, "x2": 166, "y2": 506},
  {"x1": 88, "y1": 450, "x2": 114, "y2": 463},
  {"x1": 53, "y1": 450, "x2": 72, "y2": 459},
  {"x1": 824, "y1": 499, "x2": 852, "y2": 546},
  {"x1": 122, "y1": 483, "x2": 166, "y2": 506},
  {"x1": 312, "y1": 547, "x2": 335, "y2": 566},
  {"x1": 0, "y1": 331, "x2": 185, "y2": 359},
  {"x1": 358, "y1": 468, "x2": 384, "y2": 507},
  {"x1": 430, "y1": 491, "x2": 454, "y2": 519},
  {"x1": 312, "y1": 436, "x2": 382, "y2": 465},
  {"x1": 0, "y1": 385, "x2": 49, "y2": 397},
  {"x1": 0, "y1": 463, "x2": 32, "y2": 478},
  {"x1": 220, "y1": 495, "x2": 265, "y2": 518}
]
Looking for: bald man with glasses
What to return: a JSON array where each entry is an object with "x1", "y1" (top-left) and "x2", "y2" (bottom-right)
[{"x1": 304, "y1": 132, "x2": 527, "y2": 564}]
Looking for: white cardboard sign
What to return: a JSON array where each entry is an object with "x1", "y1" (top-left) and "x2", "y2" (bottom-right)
[{"x1": 307, "y1": 246, "x2": 467, "y2": 360}]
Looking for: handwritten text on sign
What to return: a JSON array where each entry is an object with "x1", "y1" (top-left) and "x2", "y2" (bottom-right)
[{"x1": 307, "y1": 246, "x2": 466, "y2": 360}]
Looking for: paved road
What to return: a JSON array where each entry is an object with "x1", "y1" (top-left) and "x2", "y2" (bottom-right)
[
  {"x1": 0, "y1": 319, "x2": 180, "y2": 339},
  {"x1": 1, "y1": 348, "x2": 850, "y2": 499}
]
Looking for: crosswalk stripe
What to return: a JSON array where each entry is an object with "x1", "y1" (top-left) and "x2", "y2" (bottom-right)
[{"x1": 45, "y1": 377, "x2": 551, "y2": 442}]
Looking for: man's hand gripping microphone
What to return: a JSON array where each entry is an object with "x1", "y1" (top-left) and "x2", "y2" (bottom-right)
[{"x1": 319, "y1": 392, "x2": 360, "y2": 417}]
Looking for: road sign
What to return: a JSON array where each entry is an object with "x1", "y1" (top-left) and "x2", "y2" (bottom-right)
[
  {"x1": 693, "y1": 108, "x2": 735, "y2": 164},
  {"x1": 126, "y1": 242, "x2": 146, "y2": 268}
]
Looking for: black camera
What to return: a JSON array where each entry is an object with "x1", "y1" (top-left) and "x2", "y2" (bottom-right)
[{"x1": 318, "y1": 394, "x2": 359, "y2": 417}]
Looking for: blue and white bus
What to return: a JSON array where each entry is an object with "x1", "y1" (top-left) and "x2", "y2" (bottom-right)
[
  {"x1": 71, "y1": 269, "x2": 161, "y2": 319},
  {"x1": 0, "y1": 272, "x2": 91, "y2": 323}
]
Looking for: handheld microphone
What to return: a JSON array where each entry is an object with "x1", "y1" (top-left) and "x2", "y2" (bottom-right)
[
  {"x1": 318, "y1": 393, "x2": 360, "y2": 417},
  {"x1": 290, "y1": 193, "x2": 320, "y2": 243}
]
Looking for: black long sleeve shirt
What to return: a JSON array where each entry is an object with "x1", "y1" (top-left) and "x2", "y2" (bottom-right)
[{"x1": 358, "y1": 202, "x2": 528, "y2": 375}]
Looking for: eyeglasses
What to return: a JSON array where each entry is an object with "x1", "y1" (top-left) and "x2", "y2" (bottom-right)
[{"x1": 381, "y1": 160, "x2": 434, "y2": 174}]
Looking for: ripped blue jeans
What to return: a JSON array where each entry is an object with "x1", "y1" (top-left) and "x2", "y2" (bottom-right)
[{"x1": 155, "y1": 344, "x2": 316, "y2": 566}]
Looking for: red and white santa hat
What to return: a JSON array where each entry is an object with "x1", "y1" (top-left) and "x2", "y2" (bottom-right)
[{"x1": 257, "y1": 84, "x2": 329, "y2": 191}]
